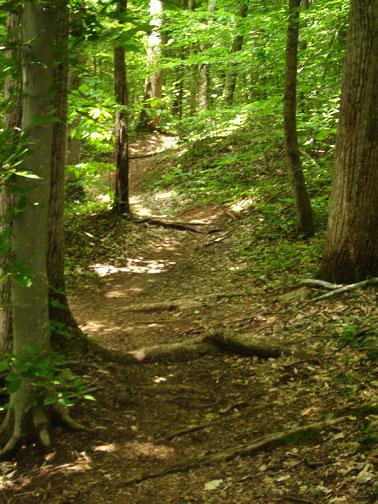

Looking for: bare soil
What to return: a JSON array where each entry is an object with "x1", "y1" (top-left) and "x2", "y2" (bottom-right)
[{"x1": 1, "y1": 135, "x2": 377, "y2": 504}]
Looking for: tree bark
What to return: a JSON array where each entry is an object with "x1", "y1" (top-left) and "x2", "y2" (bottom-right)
[
  {"x1": 198, "y1": 0, "x2": 217, "y2": 111},
  {"x1": 188, "y1": 0, "x2": 198, "y2": 115},
  {"x1": 223, "y1": 1, "x2": 248, "y2": 106},
  {"x1": 47, "y1": 0, "x2": 79, "y2": 342},
  {"x1": 1, "y1": 1, "x2": 56, "y2": 456},
  {"x1": 139, "y1": 0, "x2": 164, "y2": 131},
  {"x1": 113, "y1": 0, "x2": 130, "y2": 214},
  {"x1": 0, "y1": 11, "x2": 22, "y2": 354},
  {"x1": 1, "y1": 1, "x2": 82, "y2": 457},
  {"x1": 283, "y1": 0, "x2": 314, "y2": 236},
  {"x1": 321, "y1": 0, "x2": 378, "y2": 283}
]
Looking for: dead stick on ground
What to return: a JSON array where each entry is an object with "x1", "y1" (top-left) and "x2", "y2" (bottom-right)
[
  {"x1": 120, "y1": 417, "x2": 345, "y2": 487},
  {"x1": 303, "y1": 278, "x2": 378, "y2": 305},
  {"x1": 296, "y1": 279, "x2": 344, "y2": 290},
  {"x1": 131, "y1": 216, "x2": 223, "y2": 234},
  {"x1": 160, "y1": 399, "x2": 265, "y2": 442}
]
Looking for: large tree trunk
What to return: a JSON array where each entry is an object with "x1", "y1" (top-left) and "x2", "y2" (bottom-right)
[
  {"x1": 1, "y1": 1, "x2": 81, "y2": 457},
  {"x1": 223, "y1": 1, "x2": 248, "y2": 106},
  {"x1": 139, "y1": 0, "x2": 164, "y2": 131},
  {"x1": 321, "y1": 0, "x2": 378, "y2": 283},
  {"x1": 113, "y1": 0, "x2": 130, "y2": 215},
  {"x1": 283, "y1": 0, "x2": 314, "y2": 236},
  {"x1": 0, "y1": 11, "x2": 23, "y2": 354}
]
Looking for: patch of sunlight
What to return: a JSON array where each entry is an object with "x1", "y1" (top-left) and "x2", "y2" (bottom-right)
[
  {"x1": 155, "y1": 190, "x2": 176, "y2": 200},
  {"x1": 125, "y1": 441, "x2": 174, "y2": 460},
  {"x1": 230, "y1": 196, "x2": 258, "y2": 214},
  {"x1": 45, "y1": 452, "x2": 92, "y2": 475},
  {"x1": 224, "y1": 111, "x2": 250, "y2": 135},
  {"x1": 91, "y1": 258, "x2": 176, "y2": 277},
  {"x1": 104, "y1": 287, "x2": 144, "y2": 298},
  {"x1": 95, "y1": 193, "x2": 111, "y2": 203},
  {"x1": 93, "y1": 443, "x2": 116, "y2": 453},
  {"x1": 153, "y1": 376, "x2": 167, "y2": 384},
  {"x1": 81, "y1": 321, "x2": 123, "y2": 334},
  {"x1": 152, "y1": 236, "x2": 181, "y2": 252}
]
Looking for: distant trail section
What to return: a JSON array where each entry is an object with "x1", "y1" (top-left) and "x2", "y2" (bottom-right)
[{"x1": 129, "y1": 134, "x2": 178, "y2": 210}]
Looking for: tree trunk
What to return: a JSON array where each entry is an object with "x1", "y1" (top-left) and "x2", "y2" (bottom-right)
[
  {"x1": 321, "y1": 0, "x2": 378, "y2": 283},
  {"x1": 0, "y1": 1, "x2": 55, "y2": 456},
  {"x1": 223, "y1": 1, "x2": 248, "y2": 106},
  {"x1": 1, "y1": 1, "x2": 82, "y2": 457},
  {"x1": 113, "y1": 0, "x2": 130, "y2": 215},
  {"x1": 139, "y1": 0, "x2": 164, "y2": 131},
  {"x1": 0, "y1": 11, "x2": 22, "y2": 354},
  {"x1": 172, "y1": 60, "x2": 184, "y2": 119},
  {"x1": 65, "y1": 52, "x2": 85, "y2": 201},
  {"x1": 198, "y1": 0, "x2": 217, "y2": 111},
  {"x1": 283, "y1": 0, "x2": 314, "y2": 236},
  {"x1": 188, "y1": 0, "x2": 197, "y2": 115},
  {"x1": 47, "y1": 0, "x2": 80, "y2": 343}
]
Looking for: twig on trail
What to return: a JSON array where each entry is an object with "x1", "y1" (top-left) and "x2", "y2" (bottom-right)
[
  {"x1": 119, "y1": 417, "x2": 346, "y2": 487},
  {"x1": 297, "y1": 279, "x2": 344, "y2": 290},
  {"x1": 129, "y1": 151, "x2": 168, "y2": 159},
  {"x1": 159, "y1": 396, "x2": 265, "y2": 441},
  {"x1": 203, "y1": 233, "x2": 230, "y2": 246},
  {"x1": 303, "y1": 278, "x2": 378, "y2": 305},
  {"x1": 159, "y1": 414, "x2": 239, "y2": 441},
  {"x1": 131, "y1": 215, "x2": 223, "y2": 234},
  {"x1": 271, "y1": 458, "x2": 305, "y2": 474}
]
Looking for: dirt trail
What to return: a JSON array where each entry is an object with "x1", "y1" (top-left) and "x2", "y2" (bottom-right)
[
  {"x1": 71, "y1": 135, "x2": 233, "y2": 352},
  {"x1": 2, "y1": 136, "x2": 376, "y2": 504}
]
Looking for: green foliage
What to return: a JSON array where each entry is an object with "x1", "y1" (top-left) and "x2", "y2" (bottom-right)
[{"x1": 0, "y1": 347, "x2": 94, "y2": 411}]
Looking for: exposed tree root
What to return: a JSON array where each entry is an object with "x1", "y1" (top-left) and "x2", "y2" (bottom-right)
[
  {"x1": 204, "y1": 329, "x2": 317, "y2": 361},
  {"x1": 120, "y1": 417, "x2": 347, "y2": 487},
  {"x1": 0, "y1": 402, "x2": 86, "y2": 458},
  {"x1": 303, "y1": 278, "x2": 378, "y2": 305},
  {"x1": 110, "y1": 337, "x2": 221, "y2": 365},
  {"x1": 89, "y1": 328, "x2": 316, "y2": 365},
  {"x1": 131, "y1": 215, "x2": 223, "y2": 234}
]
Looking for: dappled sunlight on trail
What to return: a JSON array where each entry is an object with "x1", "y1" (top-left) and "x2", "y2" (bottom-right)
[{"x1": 91, "y1": 258, "x2": 177, "y2": 277}]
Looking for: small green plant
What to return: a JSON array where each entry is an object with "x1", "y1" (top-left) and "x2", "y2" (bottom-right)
[
  {"x1": 0, "y1": 346, "x2": 94, "y2": 411},
  {"x1": 359, "y1": 423, "x2": 378, "y2": 447}
]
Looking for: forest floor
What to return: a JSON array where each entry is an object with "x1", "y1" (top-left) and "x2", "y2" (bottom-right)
[{"x1": 1, "y1": 135, "x2": 377, "y2": 503}]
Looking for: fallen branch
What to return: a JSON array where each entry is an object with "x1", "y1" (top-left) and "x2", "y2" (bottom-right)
[
  {"x1": 297, "y1": 279, "x2": 344, "y2": 290},
  {"x1": 304, "y1": 278, "x2": 378, "y2": 304},
  {"x1": 131, "y1": 215, "x2": 223, "y2": 234},
  {"x1": 159, "y1": 396, "x2": 265, "y2": 441},
  {"x1": 129, "y1": 151, "x2": 167, "y2": 159},
  {"x1": 120, "y1": 417, "x2": 346, "y2": 487}
]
